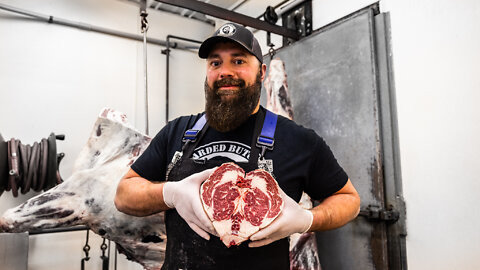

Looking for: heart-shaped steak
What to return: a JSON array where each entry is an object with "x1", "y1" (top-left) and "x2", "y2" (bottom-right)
[{"x1": 200, "y1": 162, "x2": 284, "y2": 247}]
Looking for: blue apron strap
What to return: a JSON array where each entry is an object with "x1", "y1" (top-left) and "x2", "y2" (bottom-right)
[
  {"x1": 256, "y1": 110, "x2": 278, "y2": 157},
  {"x1": 183, "y1": 114, "x2": 207, "y2": 142}
]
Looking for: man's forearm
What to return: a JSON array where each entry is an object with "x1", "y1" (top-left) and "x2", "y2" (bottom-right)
[
  {"x1": 114, "y1": 170, "x2": 170, "y2": 216},
  {"x1": 308, "y1": 179, "x2": 361, "y2": 232}
]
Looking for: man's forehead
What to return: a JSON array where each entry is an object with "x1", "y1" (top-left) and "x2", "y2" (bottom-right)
[{"x1": 207, "y1": 42, "x2": 252, "y2": 58}]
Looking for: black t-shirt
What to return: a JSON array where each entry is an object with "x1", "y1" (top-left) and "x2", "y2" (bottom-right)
[{"x1": 132, "y1": 107, "x2": 348, "y2": 202}]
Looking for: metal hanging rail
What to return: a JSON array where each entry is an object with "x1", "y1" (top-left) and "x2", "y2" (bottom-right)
[
  {"x1": 28, "y1": 225, "x2": 89, "y2": 235},
  {"x1": 162, "y1": 35, "x2": 202, "y2": 123},
  {"x1": 154, "y1": 0, "x2": 300, "y2": 40},
  {"x1": 0, "y1": 3, "x2": 198, "y2": 50}
]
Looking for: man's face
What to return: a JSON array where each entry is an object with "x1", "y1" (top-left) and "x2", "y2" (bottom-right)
[
  {"x1": 206, "y1": 42, "x2": 265, "y2": 98},
  {"x1": 204, "y1": 42, "x2": 266, "y2": 132}
]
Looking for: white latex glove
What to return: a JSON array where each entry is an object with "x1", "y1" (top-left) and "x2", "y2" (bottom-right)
[
  {"x1": 163, "y1": 168, "x2": 217, "y2": 240},
  {"x1": 248, "y1": 188, "x2": 314, "y2": 248}
]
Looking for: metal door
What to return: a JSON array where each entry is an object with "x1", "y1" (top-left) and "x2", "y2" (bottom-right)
[{"x1": 261, "y1": 6, "x2": 406, "y2": 270}]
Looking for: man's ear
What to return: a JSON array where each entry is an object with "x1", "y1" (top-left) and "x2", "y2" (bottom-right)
[{"x1": 260, "y1": 63, "x2": 267, "y2": 81}]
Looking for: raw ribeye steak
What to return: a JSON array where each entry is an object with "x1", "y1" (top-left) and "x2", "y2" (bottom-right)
[{"x1": 200, "y1": 163, "x2": 284, "y2": 247}]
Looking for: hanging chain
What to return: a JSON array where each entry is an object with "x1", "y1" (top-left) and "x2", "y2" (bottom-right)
[
  {"x1": 100, "y1": 237, "x2": 109, "y2": 270},
  {"x1": 114, "y1": 243, "x2": 118, "y2": 270},
  {"x1": 268, "y1": 46, "x2": 276, "y2": 60},
  {"x1": 140, "y1": 10, "x2": 149, "y2": 33},
  {"x1": 100, "y1": 237, "x2": 108, "y2": 257},
  {"x1": 140, "y1": 10, "x2": 149, "y2": 135},
  {"x1": 81, "y1": 230, "x2": 91, "y2": 270}
]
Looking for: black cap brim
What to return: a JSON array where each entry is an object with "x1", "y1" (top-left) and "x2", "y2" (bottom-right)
[{"x1": 198, "y1": 36, "x2": 263, "y2": 64}]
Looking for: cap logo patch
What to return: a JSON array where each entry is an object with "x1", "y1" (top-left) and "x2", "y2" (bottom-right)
[{"x1": 218, "y1": 24, "x2": 236, "y2": 36}]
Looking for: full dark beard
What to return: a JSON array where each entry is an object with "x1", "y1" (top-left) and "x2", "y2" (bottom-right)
[{"x1": 205, "y1": 73, "x2": 262, "y2": 132}]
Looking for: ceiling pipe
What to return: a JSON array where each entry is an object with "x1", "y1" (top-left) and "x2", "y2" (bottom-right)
[
  {"x1": 0, "y1": 3, "x2": 198, "y2": 50},
  {"x1": 161, "y1": 35, "x2": 202, "y2": 123}
]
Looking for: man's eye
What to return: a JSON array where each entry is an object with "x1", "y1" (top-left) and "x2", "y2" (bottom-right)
[
  {"x1": 210, "y1": 61, "x2": 220, "y2": 67},
  {"x1": 234, "y1": 59, "x2": 244, "y2": 65}
]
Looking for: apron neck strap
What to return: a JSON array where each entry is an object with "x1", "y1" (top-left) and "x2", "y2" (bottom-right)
[
  {"x1": 181, "y1": 114, "x2": 208, "y2": 158},
  {"x1": 249, "y1": 107, "x2": 278, "y2": 163},
  {"x1": 181, "y1": 108, "x2": 279, "y2": 164},
  {"x1": 182, "y1": 114, "x2": 207, "y2": 143},
  {"x1": 256, "y1": 110, "x2": 278, "y2": 158}
]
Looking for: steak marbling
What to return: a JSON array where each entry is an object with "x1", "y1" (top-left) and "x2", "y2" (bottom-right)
[{"x1": 200, "y1": 163, "x2": 283, "y2": 247}]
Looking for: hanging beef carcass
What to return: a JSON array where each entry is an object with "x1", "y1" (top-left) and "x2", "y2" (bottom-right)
[
  {"x1": 200, "y1": 162, "x2": 283, "y2": 247},
  {"x1": 0, "y1": 108, "x2": 167, "y2": 270},
  {"x1": 265, "y1": 58, "x2": 322, "y2": 270},
  {"x1": 264, "y1": 58, "x2": 294, "y2": 120}
]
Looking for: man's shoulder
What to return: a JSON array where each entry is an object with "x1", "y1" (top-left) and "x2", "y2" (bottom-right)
[
  {"x1": 273, "y1": 114, "x2": 327, "y2": 155},
  {"x1": 151, "y1": 112, "x2": 205, "y2": 143},
  {"x1": 276, "y1": 114, "x2": 317, "y2": 138},
  {"x1": 166, "y1": 112, "x2": 205, "y2": 131}
]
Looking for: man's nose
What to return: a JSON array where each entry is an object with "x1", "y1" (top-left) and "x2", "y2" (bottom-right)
[{"x1": 219, "y1": 63, "x2": 234, "y2": 78}]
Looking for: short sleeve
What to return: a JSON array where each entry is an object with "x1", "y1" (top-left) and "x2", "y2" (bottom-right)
[
  {"x1": 305, "y1": 135, "x2": 349, "y2": 200},
  {"x1": 131, "y1": 125, "x2": 170, "y2": 182}
]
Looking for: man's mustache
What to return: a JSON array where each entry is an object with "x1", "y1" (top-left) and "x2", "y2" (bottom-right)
[{"x1": 213, "y1": 78, "x2": 246, "y2": 89}]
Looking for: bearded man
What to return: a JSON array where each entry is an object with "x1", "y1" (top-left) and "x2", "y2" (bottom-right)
[{"x1": 114, "y1": 23, "x2": 360, "y2": 270}]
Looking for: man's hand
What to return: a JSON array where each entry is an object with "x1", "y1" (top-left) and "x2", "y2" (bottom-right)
[
  {"x1": 248, "y1": 189, "x2": 313, "y2": 248},
  {"x1": 248, "y1": 179, "x2": 360, "y2": 248},
  {"x1": 162, "y1": 168, "x2": 217, "y2": 240}
]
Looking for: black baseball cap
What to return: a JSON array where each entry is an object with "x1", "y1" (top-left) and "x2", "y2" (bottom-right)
[{"x1": 199, "y1": 22, "x2": 263, "y2": 64}]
